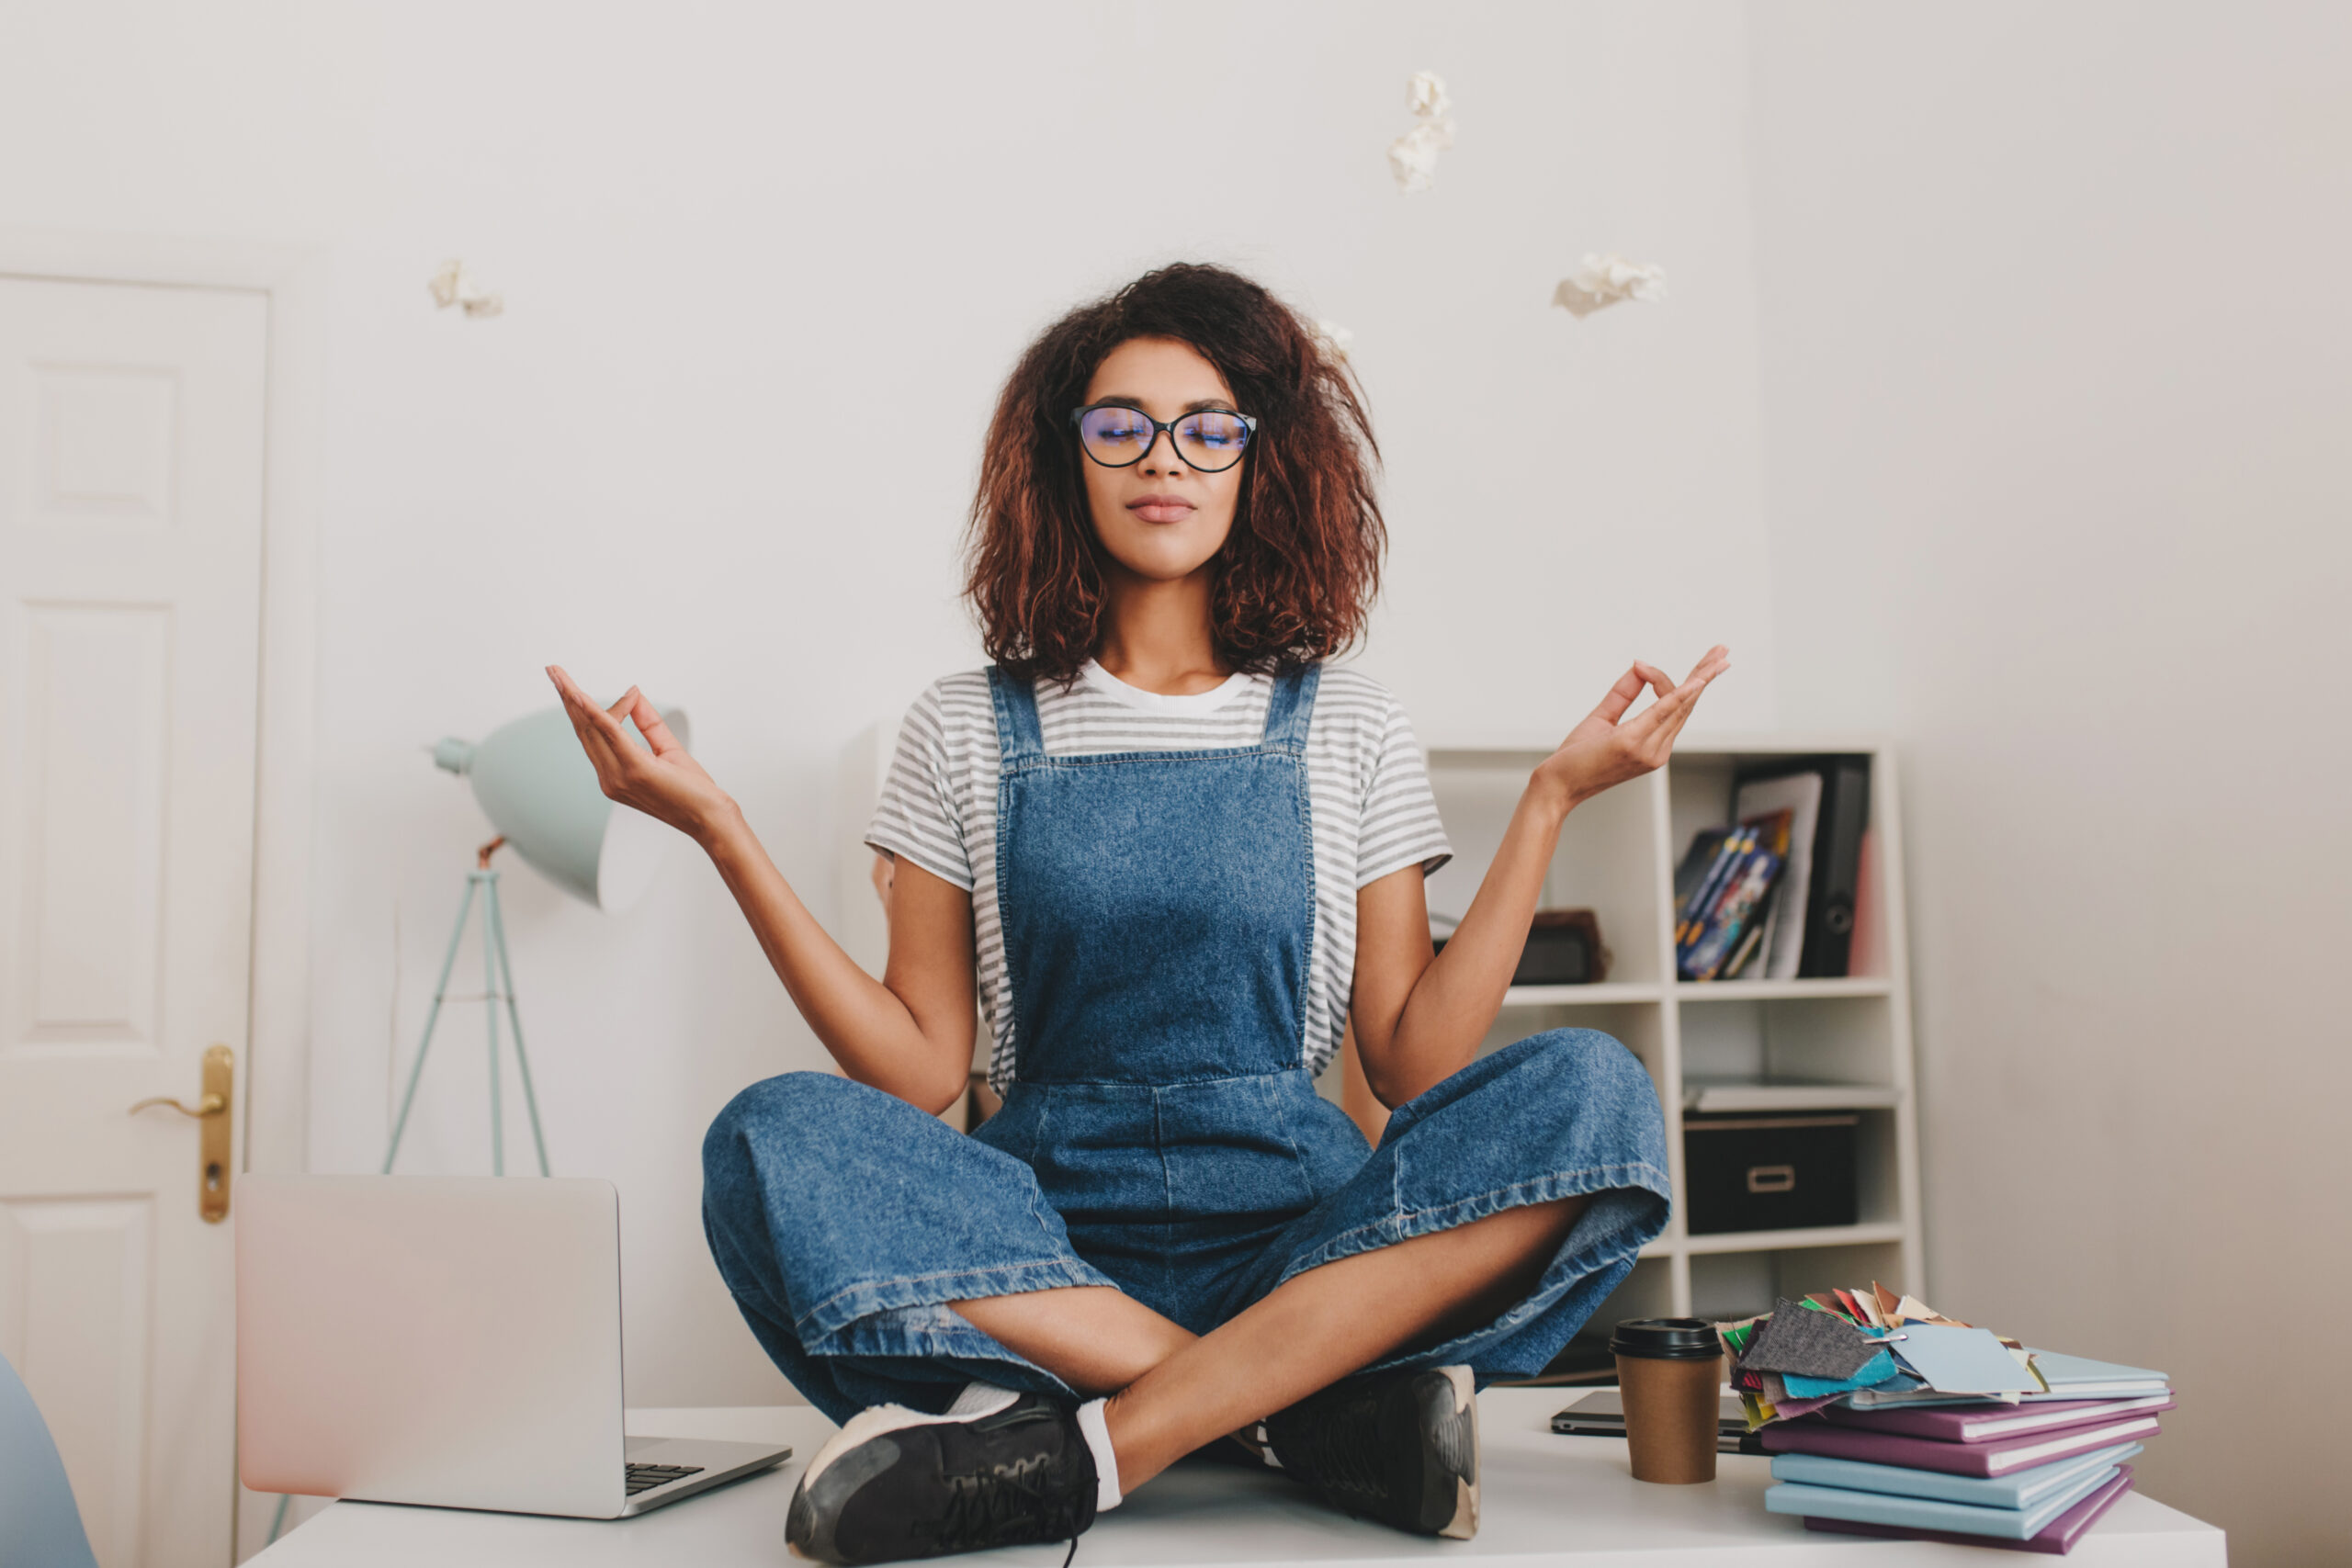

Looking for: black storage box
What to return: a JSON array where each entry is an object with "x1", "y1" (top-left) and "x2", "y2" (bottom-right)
[{"x1": 1681, "y1": 1112, "x2": 1858, "y2": 1235}]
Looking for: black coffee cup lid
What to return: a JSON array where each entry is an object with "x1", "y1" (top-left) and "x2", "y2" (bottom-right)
[{"x1": 1610, "y1": 1317, "x2": 1724, "y2": 1360}]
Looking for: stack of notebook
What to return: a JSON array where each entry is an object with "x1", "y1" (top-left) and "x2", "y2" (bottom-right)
[{"x1": 1722, "y1": 1285, "x2": 2173, "y2": 1554}]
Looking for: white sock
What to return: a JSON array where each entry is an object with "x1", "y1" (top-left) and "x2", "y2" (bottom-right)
[
  {"x1": 944, "y1": 1381, "x2": 1018, "y2": 1419},
  {"x1": 1074, "y1": 1398, "x2": 1123, "y2": 1512}
]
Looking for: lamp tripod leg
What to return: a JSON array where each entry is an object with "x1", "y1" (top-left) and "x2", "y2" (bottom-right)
[
  {"x1": 483, "y1": 871, "x2": 503, "y2": 1178},
  {"x1": 485, "y1": 878, "x2": 551, "y2": 1177},
  {"x1": 384, "y1": 876, "x2": 481, "y2": 1174}
]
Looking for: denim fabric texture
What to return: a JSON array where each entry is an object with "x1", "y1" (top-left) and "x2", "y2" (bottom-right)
[{"x1": 703, "y1": 664, "x2": 1670, "y2": 1425}]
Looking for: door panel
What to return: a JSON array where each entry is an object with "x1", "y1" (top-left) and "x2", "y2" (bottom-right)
[
  {"x1": 0, "y1": 1196, "x2": 154, "y2": 1564},
  {"x1": 0, "y1": 276, "x2": 267, "y2": 1568},
  {"x1": 17, "y1": 604, "x2": 172, "y2": 1052}
]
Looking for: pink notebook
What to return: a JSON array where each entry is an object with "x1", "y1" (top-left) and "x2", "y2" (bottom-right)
[
  {"x1": 1822, "y1": 1394, "x2": 2175, "y2": 1444},
  {"x1": 1760, "y1": 1415, "x2": 2162, "y2": 1477},
  {"x1": 1807, "y1": 1465, "x2": 2134, "y2": 1554}
]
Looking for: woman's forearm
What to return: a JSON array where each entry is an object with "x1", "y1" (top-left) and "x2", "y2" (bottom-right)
[
  {"x1": 1374, "y1": 777, "x2": 1571, "y2": 1104},
  {"x1": 700, "y1": 809, "x2": 970, "y2": 1111}
]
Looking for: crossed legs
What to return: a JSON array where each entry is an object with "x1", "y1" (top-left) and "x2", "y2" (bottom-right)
[{"x1": 950, "y1": 1191, "x2": 1589, "y2": 1493}]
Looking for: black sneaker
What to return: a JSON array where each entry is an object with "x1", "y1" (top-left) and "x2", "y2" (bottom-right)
[
  {"x1": 786, "y1": 1391, "x2": 1098, "y2": 1564},
  {"x1": 1262, "y1": 1364, "x2": 1478, "y2": 1540}
]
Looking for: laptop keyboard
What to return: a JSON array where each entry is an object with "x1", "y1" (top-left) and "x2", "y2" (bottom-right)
[{"x1": 625, "y1": 1462, "x2": 706, "y2": 1496}]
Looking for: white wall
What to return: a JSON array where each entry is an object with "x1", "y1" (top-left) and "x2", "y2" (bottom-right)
[
  {"x1": 1747, "y1": 4, "x2": 2352, "y2": 1562},
  {"x1": 0, "y1": 0, "x2": 1777, "y2": 1424}
]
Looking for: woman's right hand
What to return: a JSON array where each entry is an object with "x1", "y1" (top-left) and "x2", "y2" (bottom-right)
[{"x1": 548, "y1": 665, "x2": 741, "y2": 846}]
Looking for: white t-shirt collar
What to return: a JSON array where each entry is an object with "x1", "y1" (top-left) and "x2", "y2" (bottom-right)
[{"x1": 1076, "y1": 658, "x2": 1258, "y2": 715}]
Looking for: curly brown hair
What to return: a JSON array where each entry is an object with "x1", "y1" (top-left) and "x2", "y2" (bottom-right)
[{"x1": 964, "y1": 263, "x2": 1385, "y2": 682}]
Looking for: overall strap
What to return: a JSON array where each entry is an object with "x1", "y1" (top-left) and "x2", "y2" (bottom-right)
[
  {"x1": 1261, "y1": 663, "x2": 1320, "y2": 753},
  {"x1": 988, "y1": 665, "x2": 1046, "y2": 766}
]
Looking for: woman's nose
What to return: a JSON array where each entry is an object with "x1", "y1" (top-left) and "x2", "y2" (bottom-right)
[{"x1": 1138, "y1": 429, "x2": 1188, "y2": 476}]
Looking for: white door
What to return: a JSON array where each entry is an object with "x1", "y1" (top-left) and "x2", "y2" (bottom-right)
[{"x1": 0, "y1": 276, "x2": 268, "y2": 1567}]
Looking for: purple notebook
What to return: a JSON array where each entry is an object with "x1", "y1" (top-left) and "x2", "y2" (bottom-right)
[
  {"x1": 1821, "y1": 1394, "x2": 2175, "y2": 1444},
  {"x1": 1806, "y1": 1465, "x2": 2134, "y2": 1554},
  {"x1": 1760, "y1": 1415, "x2": 2162, "y2": 1477}
]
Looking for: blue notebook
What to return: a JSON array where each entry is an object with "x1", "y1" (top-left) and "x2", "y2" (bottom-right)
[
  {"x1": 1771, "y1": 1440, "x2": 2143, "y2": 1511},
  {"x1": 2024, "y1": 1349, "x2": 2169, "y2": 1401},
  {"x1": 1765, "y1": 1461, "x2": 2120, "y2": 1540}
]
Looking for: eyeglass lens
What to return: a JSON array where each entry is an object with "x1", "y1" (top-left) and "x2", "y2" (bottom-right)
[{"x1": 1077, "y1": 407, "x2": 1251, "y2": 471}]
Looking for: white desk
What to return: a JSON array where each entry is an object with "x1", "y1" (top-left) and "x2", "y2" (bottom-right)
[{"x1": 252, "y1": 1389, "x2": 2224, "y2": 1566}]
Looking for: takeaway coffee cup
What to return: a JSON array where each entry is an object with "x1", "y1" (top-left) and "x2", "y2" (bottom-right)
[{"x1": 1610, "y1": 1318, "x2": 1724, "y2": 1483}]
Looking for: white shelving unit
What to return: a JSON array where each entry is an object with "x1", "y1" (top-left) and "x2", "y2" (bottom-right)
[{"x1": 1395, "y1": 736, "x2": 1924, "y2": 1326}]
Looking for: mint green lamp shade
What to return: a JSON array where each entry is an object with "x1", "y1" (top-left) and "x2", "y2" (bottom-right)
[{"x1": 431, "y1": 705, "x2": 690, "y2": 913}]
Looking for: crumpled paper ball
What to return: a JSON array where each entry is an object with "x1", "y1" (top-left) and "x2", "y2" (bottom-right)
[
  {"x1": 1388, "y1": 70, "x2": 1456, "y2": 194},
  {"x1": 1552, "y1": 254, "x2": 1668, "y2": 318}
]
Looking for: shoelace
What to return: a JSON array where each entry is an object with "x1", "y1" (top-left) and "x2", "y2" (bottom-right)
[
  {"x1": 1274, "y1": 1394, "x2": 1389, "y2": 1505},
  {"x1": 935, "y1": 1453, "x2": 1091, "y2": 1562}
]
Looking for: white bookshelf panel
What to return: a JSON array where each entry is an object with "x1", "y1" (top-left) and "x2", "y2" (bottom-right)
[
  {"x1": 1677, "y1": 977, "x2": 1892, "y2": 1001},
  {"x1": 1410, "y1": 735, "x2": 1921, "y2": 1321},
  {"x1": 1687, "y1": 1238, "x2": 1908, "y2": 1322},
  {"x1": 1502, "y1": 982, "x2": 1665, "y2": 1008},
  {"x1": 1679, "y1": 993, "x2": 1895, "y2": 1087},
  {"x1": 1854, "y1": 1107, "x2": 1902, "y2": 1226},
  {"x1": 1681, "y1": 1222, "x2": 1908, "y2": 1258},
  {"x1": 1687, "y1": 1248, "x2": 1778, "y2": 1322},
  {"x1": 1682, "y1": 1081, "x2": 1901, "y2": 1113}
]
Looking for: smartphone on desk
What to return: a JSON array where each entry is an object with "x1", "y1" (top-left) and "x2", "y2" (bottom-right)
[{"x1": 1550, "y1": 1391, "x2": 1763, "y2": 1455}]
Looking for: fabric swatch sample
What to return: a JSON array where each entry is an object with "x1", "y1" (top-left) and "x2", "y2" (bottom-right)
[
  {"x1": 1739, "y1": 1298, "x2": 1882, "y2": 1381},
  {"x1": 1781, "y1": 1349, "x2": 1901, "y2": 1399}
]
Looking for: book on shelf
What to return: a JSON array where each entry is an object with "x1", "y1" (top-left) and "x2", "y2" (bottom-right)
[
  {"x1": 1729, "y1": 773, "x2": 1820, "y2": 978},
  {"x1": 1673, "y1": 820, "x2": 1784, "y2": 981},
  {"x1": 1734, "y1": 757, "x2": 1871, "y2": 979}
]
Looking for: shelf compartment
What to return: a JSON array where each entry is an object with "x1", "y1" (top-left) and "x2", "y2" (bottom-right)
[
  {"x1": 1425, "y1": 761, "x2": 1663, "y2": 985},
  {"x1": 1687, "y1": 1235, "x2": 1909, "y2": 1322},
  {"x1": 1679, "y1": 993, "x2": 1895, "y2": 1088},
  {"x1": 1690, "y1": 1235, "x2": 1915, "y2": 1322}
]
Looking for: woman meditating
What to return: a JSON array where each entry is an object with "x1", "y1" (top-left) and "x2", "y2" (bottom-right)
[{"x1": 549, "y1": 262, "x2": 1726, "y2": 1564}]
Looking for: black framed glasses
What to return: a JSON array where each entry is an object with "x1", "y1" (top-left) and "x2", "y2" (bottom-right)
[{"x1": 1070, "y1": 404, "x2": 1258, "y2": 473}]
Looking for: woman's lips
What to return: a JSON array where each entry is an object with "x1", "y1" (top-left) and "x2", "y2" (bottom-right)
[{"x1": 1127, "y1": 494, "x2": 1195, "y2": 525}]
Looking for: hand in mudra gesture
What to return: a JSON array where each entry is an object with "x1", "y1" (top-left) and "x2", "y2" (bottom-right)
[
  {"x1": 1533, "y1": 646, "x2": 1730, "y2": 812},
  {"x1": 548, "y1": 665, "x2": 737, "y2": 844}
]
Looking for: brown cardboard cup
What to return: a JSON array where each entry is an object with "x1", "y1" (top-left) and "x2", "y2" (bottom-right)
[{"x1": 1610, "y1": 1318, "x2": 1724, "y2": 1483}]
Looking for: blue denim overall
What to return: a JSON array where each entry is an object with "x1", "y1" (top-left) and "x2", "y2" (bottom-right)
[{"x1": 703, "y1": 665, "x2": 1669, "y2": 1426}]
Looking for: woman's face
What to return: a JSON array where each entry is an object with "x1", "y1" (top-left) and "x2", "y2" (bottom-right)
[{"x1": 1079, "y1": 336, "x2": 1247, "y2": 584}]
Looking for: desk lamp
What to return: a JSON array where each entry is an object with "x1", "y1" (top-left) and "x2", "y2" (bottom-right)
[{"x1": 383, "y1": 704, "x2": 688, "y2": 1176}]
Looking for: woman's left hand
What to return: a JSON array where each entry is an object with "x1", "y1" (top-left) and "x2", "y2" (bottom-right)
[
  {"x1": 1532, "y1": 646, "x2": 1731, "y2": 815},
  {"x1": 547, "y1": 665, "x2": 740, "y2": 846}
]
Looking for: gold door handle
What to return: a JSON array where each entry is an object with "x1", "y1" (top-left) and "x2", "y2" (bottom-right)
[
  {"x1": 127, "y1": 1092, "x2": 226, "y2": 1118},
  {"x1": 127, "y1": 1044, "x2": 234, "y2": 1223}
]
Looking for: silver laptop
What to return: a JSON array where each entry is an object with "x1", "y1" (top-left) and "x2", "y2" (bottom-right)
[{"x1": 238, "y1": 1175, "x2": 791, "y2": 1518}]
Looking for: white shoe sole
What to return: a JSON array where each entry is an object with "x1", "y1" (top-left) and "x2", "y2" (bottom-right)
[{"x1": 786, "y1": 1387, "x2": 1021, "y2": 1560}]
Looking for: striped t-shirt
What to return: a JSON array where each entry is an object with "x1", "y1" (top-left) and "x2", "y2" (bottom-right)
[{"x1": 865, "y1": 660, "x2": 1453, "y2": 1090}]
